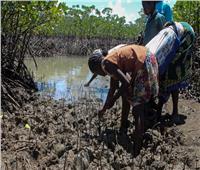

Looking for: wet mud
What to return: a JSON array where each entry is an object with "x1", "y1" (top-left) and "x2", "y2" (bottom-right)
[{"x1": 1, "y1": 90, "x2": 200, "y2": 170}]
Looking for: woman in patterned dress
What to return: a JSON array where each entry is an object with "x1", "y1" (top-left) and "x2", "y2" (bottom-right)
[{"x1": 88, "y1": 44, "x2": 159, "y2": 155}]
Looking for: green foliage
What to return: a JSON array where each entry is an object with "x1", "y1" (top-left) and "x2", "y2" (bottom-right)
[
  {"x1": 173, "y1": 1, "x2": 200, "y2": 34},
  {"x1": 3, "y1": 1, "x2": 199, "y2": 41},
  {"x1": 1, "y1": 1, "x2": 145, "y2": 39},
  {"x1": 49, "y1": 4, "x2": 145, "y2": 39},
  {"x1": 1, "y1": 1, "x2": 64, "y2": 72},
  {"x1": 2, "y1": 1, "x2": 63, "y2": 35}
]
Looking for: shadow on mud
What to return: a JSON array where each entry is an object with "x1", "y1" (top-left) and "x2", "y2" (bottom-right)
[
  {"x1": 160, "y1": 113, "x2": 187, "y2": 127},
  {"x1": 82, "y1": 110, "x2": 188, "y2": 159}
]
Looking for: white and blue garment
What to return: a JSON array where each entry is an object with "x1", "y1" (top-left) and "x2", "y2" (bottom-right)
[{"x1": 146, "y1": 22, "x2": 184, "y2": 75}]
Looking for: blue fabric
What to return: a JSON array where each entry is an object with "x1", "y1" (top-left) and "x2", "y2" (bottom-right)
[
  {"x1": 159, "y1": 37, "x2": 180, "y2": 75},
  {"x1": 160, "y1": 80, "x2": 189, "y2": 104},
  {"x1": 143, "y1": 11, "x2": 166, "y2": 45},
  {"x1": 166, "y1": 80, "x2": 189, "y2": 93},
  {"x1": 146, "y1": 26, "x2": 181, "y2": 75},
  {"x1": 159, "y1": 22, "x2": 195, "y2": 104},
  {"x1": 156, "y1": 1, "x2": 173, "y2": 22}
]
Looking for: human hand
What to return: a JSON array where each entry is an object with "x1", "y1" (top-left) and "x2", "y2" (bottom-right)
[
  {"x1": 84, "y1": 83, "x2": 89, "y2": 87},
  {"x1": 127, "y1": 99, "x2": 134, "y2": 106},
  {"x1": 104, "y1": 100, "x2": 115, "y2": 110},
  {"x1": 126, "y1": 86, "x2": 134, "y2": 106},
  {"x1": 98, "y1": 108, "x2": 106, "y2": 119},
  {"x1": 125, "y1": 85, "x2": 133, "y2": 99}
]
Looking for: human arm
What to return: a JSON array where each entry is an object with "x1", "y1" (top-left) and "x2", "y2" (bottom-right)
[
  {"x1": 84, "y1": 74, "x2": 97, "y2": 87},
  {"x1": 157, "y1": 14, "x2": 166, "y2": 32},
  {"x1": 104, "y1": 61, "x2": 134, "y2": 105},
  {"x1": 99, "y1": 77, "x2": 119, "y2": 115},
  {"x1": 104, "y1": 73, "x2": 131, "y2": 109},
  {"x1": 137, "y1": 32, "x2": 144, "y2": 45},
  {"x1": 98, "y1": 60, "x2": 133, "y2": 116}
]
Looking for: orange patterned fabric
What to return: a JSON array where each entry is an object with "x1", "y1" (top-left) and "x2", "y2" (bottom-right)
[
  {"x1": 103, "y1": 45, "x2": 159, "y2": 106},
  {"x1": 103, "y1": 45, "x2": 147, "y2": 74}
]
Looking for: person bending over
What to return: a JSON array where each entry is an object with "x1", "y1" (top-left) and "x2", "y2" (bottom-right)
[
  {"x1": 88, "y1": 44, "x2": 159, "y2": 155},
  {"x1": 146, "y1": 21, "x2": 195, "y2": 123}
]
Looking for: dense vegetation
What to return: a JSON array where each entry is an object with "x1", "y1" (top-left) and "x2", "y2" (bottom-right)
[
  {"x1": 1, "y1": 1, "x2": 63, "y2": 112},
  {"x1": 52, "y1": 5, "x2": 145, "y2": 39},
  {"x1": 173, "y1": 1, "x2": 200, "y2": 34}
]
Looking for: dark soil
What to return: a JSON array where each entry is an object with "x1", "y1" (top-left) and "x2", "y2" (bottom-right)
[{"x1": 1, "y1": 88, "x2": 200, "y2": 170}]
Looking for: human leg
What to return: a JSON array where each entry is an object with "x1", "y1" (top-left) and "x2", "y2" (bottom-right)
[
  {"x1": 157, "y1": 98, "x2": 164, "y2": 122},
  {"x1": 120, "y1": 95, "x2": 130, "y2": 133},
  {"x1": 171, "y1": 90, "x2": 183, "y2": 124},
  {"x1": 171, "y1": 90, "x2": 179, "y2": 115},
  {"x1": 133, "y1": 103, "x2": 145, "y2": 156}
]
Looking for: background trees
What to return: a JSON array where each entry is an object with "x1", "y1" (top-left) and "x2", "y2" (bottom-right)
[
  {"x1": 173, "y1": 1, "x2": 200, "y2": 34},
  {"x1": 1, "y1": 1, "x2": 63, "y2": 111},
  {"x1": 39, "y1": 3, "x2": 145, "y2": 39}
]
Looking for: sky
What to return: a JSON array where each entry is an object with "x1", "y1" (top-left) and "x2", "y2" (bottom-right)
[{"x1": 59, "y1": 0, "x2": 177, "y2": 23}]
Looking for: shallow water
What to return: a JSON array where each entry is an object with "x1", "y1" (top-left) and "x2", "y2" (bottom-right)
[{"x1": 25, "y1": 56, "x2": 109, "y2": 101}]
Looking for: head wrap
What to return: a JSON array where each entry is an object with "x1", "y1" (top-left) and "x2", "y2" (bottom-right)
[
  {"x1": 142, "y1": 1, "x2": 155, "y2": 10},
  {"x1": 88, "y1": 49, "x2": 104, "y2": 74}
]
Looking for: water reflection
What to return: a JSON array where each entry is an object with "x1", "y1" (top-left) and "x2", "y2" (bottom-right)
[{"x1": 25, "y1": 56, "x2": 109, "y2": 102}]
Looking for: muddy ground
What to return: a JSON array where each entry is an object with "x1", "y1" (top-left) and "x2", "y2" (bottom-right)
[{"x1": 1, "y1": 87, "x2": 200, "y2": 170}]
